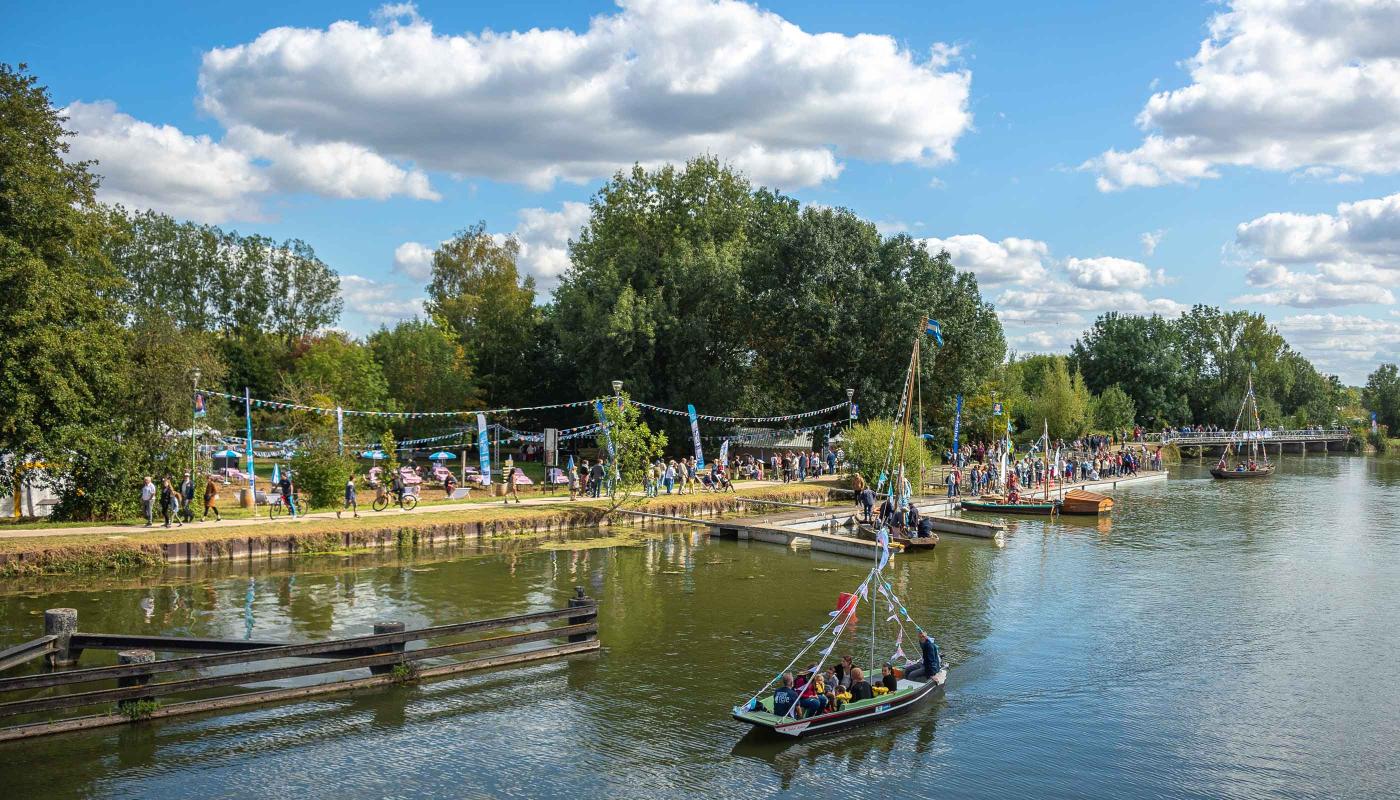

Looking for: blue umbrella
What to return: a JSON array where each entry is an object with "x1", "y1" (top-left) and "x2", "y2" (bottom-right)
[
  {"x1": 211, "y1": 449, "x2": 242, "y2": 458},
  {"x1": 360, "y1": 450, "x2": 387, "y2": 460},
  {"x1": 428, "y1": 451, "x2": 454, "y2": 461}
]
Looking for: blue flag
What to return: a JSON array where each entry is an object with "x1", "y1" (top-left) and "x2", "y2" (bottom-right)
[
  {"x1": 952, "y1": 394, "x2": 963, "y2": 455},
  {"x1": 476, "y1": 413, "x2": 492, "y2": 485},
  {"x1": 687, "y1": 404, "x2": 705, "y2": 469},
  {"x1": 925, "y1": 318, "x2": 944, "y2": 346}
]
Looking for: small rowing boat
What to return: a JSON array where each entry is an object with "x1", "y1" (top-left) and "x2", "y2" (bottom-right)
[
  {"x1": 959, "y1": 496, "x2": 1057, "y2": 515},
  {"x1": 733, "y1": 667, "x2": 947, "y2": 737},
  {"x1": 1059, "y1": 488, "x2": 1113, "y2": 515},
  {"x1": 857, "y1": 523, "x2": 937, "y2": 550},
  {"x1": 1210, "y1": 465, "x2": 1274, "y2": 479}
]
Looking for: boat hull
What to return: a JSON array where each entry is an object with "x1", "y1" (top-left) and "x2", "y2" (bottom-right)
[
  {"x1": 1059, "y1": 489, "x2": 1113, "y2": 515},
  {"x1": 855, "y1": 524, "x2": 937, "y2": 549},
  {"x1": 1210, "y1": 467, "x2": 1274, "y2": 480},
  {"x1": 959, "y1": 499, "x2": 1057, "y2": 515},
  {"x1": 733, "y1": 669, "x2": 947, "y2": 738}
]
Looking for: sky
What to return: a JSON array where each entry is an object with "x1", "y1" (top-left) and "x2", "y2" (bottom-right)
[{"x1": 6, "y1": 0, "x2": 1400, "y2": 384}]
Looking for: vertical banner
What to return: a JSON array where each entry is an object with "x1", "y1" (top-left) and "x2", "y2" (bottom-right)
[
  {"x1": 335, "y1": 406, "x2": 344, "y2": 455},
  {"x1": 686, "y1": 404, "x2": 705, "y2": 468},
  {"x1": 193, "y1": 393, "x2": 206, "y2": 418},
  {"x1": 543, "y1": 428, "x2": 559, "y2": 467},
  {"x1": 850, "y1": 403, "x2": 859, "y2": 420},
  {"x1": 1373, "y1": 412, "x2": 1379, "y2": 433},
  {"x1": 243, "y1": 387, "x2": 255, "y2": 488},
  {"x1": 476, "y1": 413, "x2": 492, "y2": 486},
  {"x1": 719, "y1": 439, "x2": 730, "y2": 466},
  {"x1": 594, "y1": 401, "x2": 617, "y2": 462},
  {"x1": 952, "y1": 394, "x2": 964, "y2": 455}
]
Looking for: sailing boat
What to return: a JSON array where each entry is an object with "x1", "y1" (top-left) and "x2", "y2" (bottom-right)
[
  {"x1": 1211, "y1": 375, "x2": 1275, "y2": 480},
  {"x1": 732, "y1": 319, "x2": 949, "y2": 738},
  {"x1": 960, "y1": 420, "x2": 1059, "y2": 515}
]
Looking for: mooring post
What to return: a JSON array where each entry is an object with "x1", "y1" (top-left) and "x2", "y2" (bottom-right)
[
  {"x1": 567, "y1": 586, "x2": 597, "y2": 643},
  {"x1": 369, "y1": 621, "x2": 406, "y2": 674},
  {"x1": 116, "y1": 649, "x2": 156, "y2": 713},
  {"x1": 44, "y1": 608, "x2": 80, "y2": 668}
]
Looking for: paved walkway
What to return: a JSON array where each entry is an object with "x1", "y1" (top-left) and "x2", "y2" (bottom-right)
[{"x1": 0, "y1": 479, "x2": 829, "y2": 541}]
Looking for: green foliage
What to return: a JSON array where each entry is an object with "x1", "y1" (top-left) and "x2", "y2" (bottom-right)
[
  {"x1": 425, "y1": 222, "x2": 540, "y2": 405},
  {"x1": 289, "y1": 434, "x2": 356, "y2": 508},
  {"x1": 1364, "y1": 364, "x2": 1400, "y2": 432},
  {"x1": 378, "y1": 430, "x2": 401, "y2": 478},
  {"x1": 390, "y1": 662, "x2": 420, "y2": 682},
  {"x1": 1367, "y1": 429, "x2": 1389, "y2": 454},
  {"x1": 1092, "y1": 385, "x2": 1136, "y2": 433},
  {"x1": 116, "y1": 698, "x2": 161, "y2": 720},
  {"x1": 596, "y1": 395, "x2": 667, "y2": 499},
  {"x1": 1025, "y1": 357, "x2": 1092, "y2": 440},
  {"x1": 368, "y1": 319, "x2": 477, "y2": 437},
  {"x1": 842, "y1": 419, "x2": 934, "y2": 486},
  {"x1": 284, "y1": 332, "x2": 391, "y2": 439},
  {"x1": 1071, "y1": 312, "x2": 1186, "y2": 425}
]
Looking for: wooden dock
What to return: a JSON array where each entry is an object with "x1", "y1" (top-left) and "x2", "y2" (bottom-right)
[{"x1": 708, "y1": 509, "x2": 898, "y2": 560}]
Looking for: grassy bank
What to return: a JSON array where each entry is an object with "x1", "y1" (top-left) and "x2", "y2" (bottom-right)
[{"x1": 0, "y1": 483, "x2": 843, "y2": 577}]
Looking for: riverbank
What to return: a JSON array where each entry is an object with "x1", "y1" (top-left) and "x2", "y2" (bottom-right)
[{"x1": 0, "y1": 481, "x2": 846, "y2": 577}]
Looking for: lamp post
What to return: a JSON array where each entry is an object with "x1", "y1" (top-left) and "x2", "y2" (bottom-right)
[
  {"x1": 190, "y1": 367, "x2": 201, "y2": 503},
  {"x1": 611, "y1": 380, "x2": 623, "y2": 398},
  {"x1": 846, "y1": 388, "x2": 854, "y2": 434}
]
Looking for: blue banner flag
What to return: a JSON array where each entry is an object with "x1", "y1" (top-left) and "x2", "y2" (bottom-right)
[
  {"x1": 687, "y1": 404, "x2": 705, "y2": 469},
  {"x1": 925, "y1": 318, "x2": 944, "y2": 346},
  {"x1": 595, "y1": 401, "x2": 617, "y2": 462},
  {"x1": 476, "y1": 413, "x2": 492, "y2": 485},
  {"x1": 850, "y1": 402, "x2": 859, "y2": 420},
  {"x1": 952, "y1": 394, "x2": 963, "y2": 455},
  {"x1": 244, "y1": 387, "x2": 255, "y2": 485}
]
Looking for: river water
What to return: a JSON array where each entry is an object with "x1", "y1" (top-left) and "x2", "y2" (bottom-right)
[{"x1": 2, "y1": 455, "x2": 1398, "y2": 799}]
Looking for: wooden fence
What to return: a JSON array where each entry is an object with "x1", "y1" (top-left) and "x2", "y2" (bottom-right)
[{"x1": 0, "y1": 589, "x2": 599, "y2": 741}]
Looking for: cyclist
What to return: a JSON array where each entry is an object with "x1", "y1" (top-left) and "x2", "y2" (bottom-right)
[{"x1": 279, "y1": 471, "x2": 297, "y2": 518}]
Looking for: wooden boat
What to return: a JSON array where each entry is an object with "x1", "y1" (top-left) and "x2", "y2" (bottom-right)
[
  {"x1": 959, "y1": 495, "x2": 1057, "y2": 515},
  {"x1": 1210, "y1": 465, "x2": 1275, "y2": 480},
  {"x1": 733, "y1": 667, "x2": 947, "y2": 737},
  {"x1": 1060, "y1": 489, "x2": 1113, "y2": 515},
  {"x1": 857, "y1": 523, "x2": 937, "y2": 550}
]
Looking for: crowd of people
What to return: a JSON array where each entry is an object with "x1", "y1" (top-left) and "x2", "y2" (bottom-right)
[{"x1": 935, "y1": 439, "x2": 1165, "y2": 500}]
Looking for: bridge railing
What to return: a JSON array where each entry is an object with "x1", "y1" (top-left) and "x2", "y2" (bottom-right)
[{"x1": 1145, "y1": 428, "x2": 1352, "y2": 444}]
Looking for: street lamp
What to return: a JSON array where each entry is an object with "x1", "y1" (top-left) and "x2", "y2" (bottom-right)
[
  {"x1": 845, "y1": 388, "x2": 854, "y2": 433},
  {"x1": 190, "y1": 367, "x2": 201, "y2": 513},
  {"x1": 611, "y1": 380, "x2": 623, "y2": 397}
]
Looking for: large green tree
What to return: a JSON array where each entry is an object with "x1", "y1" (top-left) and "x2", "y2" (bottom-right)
[
  {"x1": 1071, "y1": 312, "x2": 1186, "y2": 425},
  {"x1": 426, "y1": 223, "x2": 540, "y2": 405},
  {"x1": 1364, "y1": 364, "x2": 1400, "y2": 432},
  {"x1": 0, "y1": 64, "x2": 128, "y2": 491}
]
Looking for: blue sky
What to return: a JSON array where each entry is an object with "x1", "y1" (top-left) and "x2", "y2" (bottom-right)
[{"x1": 7, "y1": 0, "x2": 1400, "y2": 383}]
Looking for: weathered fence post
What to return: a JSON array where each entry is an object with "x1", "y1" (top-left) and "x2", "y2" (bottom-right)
[
  {"x1": 369, "y1": 622, "x2": 405, "y2": 674},
  {"x1": 567, "y1": 587, "x2": 596, "y2": 643},
  {"x1": 116, "y1": 649, "x2": 156, "y2": 713},
  {"x1": 44, "y1": 609, "x2": 80, "y2": 668}
]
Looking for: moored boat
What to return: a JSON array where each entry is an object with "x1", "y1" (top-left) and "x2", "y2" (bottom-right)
[
  {"x1": 1060, "y1": 488, "x2": 1113, "y2": 515},
  {"x1": 857, "y1": 523, "x2": 938, "y2": 550},
  {"x1": 1210, "y1": 465, "x2": 1275, "y2": 479},
  {"x1": 959, "y1": 496, "x2": 1058, "y2": 515}
]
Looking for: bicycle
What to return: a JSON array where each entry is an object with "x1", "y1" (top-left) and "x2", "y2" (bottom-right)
[
  {"x1": 372, "y1": 489, "x2": 418, "y2": 512},
  {"x1": 268, "y1": 492, "x2": 305, "y2": 519}
]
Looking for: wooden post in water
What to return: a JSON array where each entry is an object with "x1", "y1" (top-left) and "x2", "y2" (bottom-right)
[
  {"x1": 116, "y1": 649, "x2": 156, "y2": 713},
  {"x1": 567, "y1": 587, "x2": 596, "y2": 643},
  {"x1": 44, "y1": 608, "x2": 80, "y2": 668},
  {"x1": 368, "y1": 622, "x2": 406, "y2": 674}
]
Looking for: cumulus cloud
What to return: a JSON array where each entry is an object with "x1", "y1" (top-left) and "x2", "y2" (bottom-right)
[
  {"x1": 225, "y1": 126, "x2": 437, "y2": 201},
  {"x1": 1141, "y1": 229, "x2": 1165, "y2": 256},
  {"x1": 197, "y1": 0, "x2": 972, "y2": 191},
  {"x1": 392, "y1": 241, "x2": 436, "y2": 281},
  {"x1": 1231, "y1": 191, "x2": 1400, "y2": 308},
  {"x1": 63, "y1": 101, "x2": 268, "y2": 222},
  {"x1": 1064, "y1": 256, "x2": 1163, "y2": 291},
  {"x1": 1275, "y1": 313, "x2": 1400, "y2": 381},
  {"x1": 511, "y1": 201, "x2": 592, "y2": 286},
  {"x1": 920, "y1": 234, "x2": 1049, "y2": 286},
  {"x1": 340, "y1": 274, "x2": 424, "y2": 325},
  {"x1": 1087, "y1": 0, "x2": 1400, "y2": 191}
]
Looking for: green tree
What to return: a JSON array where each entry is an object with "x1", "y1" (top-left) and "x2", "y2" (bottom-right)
[
  {"x1": 1027, "y1": 357, "x2": 1091, "y2": 440},
  {"x1": 1071, "y1": 312, "x2": 1186, "y2": 425},
  {"x1": 368, "y1": 319, "x2": 476, "y2": 436},
  {"x1": 596, "y1": 395, "x2": 666, "y2": 503},
  {"x1": 841, "y1": 419, "x2": 934, "y2": 488},
  {"x1": 0, "y1": 63, "x2": 128, "y2": 496},
  {"x1": 290, "y1": 433, "x2": 356, "y2": 509},
  {"x1": 426, "y1": 222, "x2": 539, "y2": 405},
  {"x1": 1364, "y1": 364, "x2": 1400, "y2": 432},
  {"x1": 284, "y1": 333, "x2": 391, "y2": 414},
  {"x1": 1092, "y1": 384, "x2": 1136, "y2": 432}
]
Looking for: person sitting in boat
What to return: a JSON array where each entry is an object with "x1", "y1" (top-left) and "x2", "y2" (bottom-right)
[
  {"x1": 836, "y1": 654, "x2": 855, "y2": 688},
  {"x1": 916, "y1": 515, "x2": 936, "y2": 539},
  {"x1": 881, "y1": 663, "x2": 900, "y2": 693},
  {"x1": 773, "y1": 673, "x2": 799, "y2": 717},
  {"x1": 796, "y1": 666, "x2": 826, "y2": 717},
  {"x1": 848, "y1": 667, "x2": 875, "y2": 701},
  {"x1": 1247, "y1": 459, "x2": 1257, "y2": 471},
  {"x1": 906, "y1": 504, "x2": 921, "y2": 532},
  {"x1": 824, "y1": 685, "x2": 843, "y2": 713},
  {"x1": 904, "y1": 631, "x2": 943, "y2": 682}
]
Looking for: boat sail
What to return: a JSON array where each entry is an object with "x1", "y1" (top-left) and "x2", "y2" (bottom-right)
[
  {"x1": 1211, "y1": 375, "x2": 1275, "y2": 480},
  {"x1": 732, "y1": 318, "x2": 949, "y2": 737}
]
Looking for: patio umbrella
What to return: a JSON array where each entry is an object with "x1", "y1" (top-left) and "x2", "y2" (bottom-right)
[
  {"x1": 361, "y1": 450, "x2": 387, "y2": 460},
  {"x1": 211, "y1": 449, "x2": 241, "y2": 458},
  {"x1": 428, "y1": 451, "x2": 454, "y2": 461}
]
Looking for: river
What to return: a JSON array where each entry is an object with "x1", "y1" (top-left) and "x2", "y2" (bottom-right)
[{"x1": 2, "y1": 454, "x2": 1398, "y2": 799}]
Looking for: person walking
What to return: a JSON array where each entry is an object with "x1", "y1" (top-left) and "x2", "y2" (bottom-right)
[
  {"x1": 590, "y1": 459, "x2": 605, "y2": 498},
  {"x1": 180, "y1": 472, "x2": 196, "y2": 523},
  {"x1": 202, "y1": 476, "x2": 222, "y2": 521},
  {"x1": 141, "y1": 476, "x2": 157, "y2": 526},
  {"x1": 503, "y1": 454, "x2": 521, "y2": 504},
  {"x1": 339, "y1": 474, "x2": 359, "y2": 519},
  {"x1": 568, "y1": 461, "x2": 579, "y2": 501},
  {"x1": 159, "y1": 477, "x2": 182, "y2": 528}
]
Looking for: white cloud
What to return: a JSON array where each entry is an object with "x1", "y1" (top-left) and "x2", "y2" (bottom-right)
[
  {"x1": 392, "y1": 241, "x2": 436, "y2": 281},
  {"x1": 197, "y1": 0, "x2": 972, "y2": 191},
  {"x1": 63, "y1": 101, "x2": 268, "y2": 222},
  {"x1": 920, "y1": 234, "x2": 1049, "y2": 286},
  {"x1": 1275, "y1": 313, "x2": 1400, "y2": 381},
  {"x1": 1088, "y1": 0, "x2": 1400, "y2": 191},
  {"x1": 340, "y1": 274, "x2": 424, "y2": 325},
  {"x1": 225, "y1": 126, "x2": 437, "y2": 201},
  {"x1": 1141, "y1": 229, "x2": 1165, "y2": 256},
  {"x1": 511, "y1": 201, "x2": 591, "y2": 286},
  {"x1": 1064, "y1": 256, "x2": 1163, "y2": 291},
  {"x1": 1231, "y1": 191, "x2": 1400, "y2": 308}
]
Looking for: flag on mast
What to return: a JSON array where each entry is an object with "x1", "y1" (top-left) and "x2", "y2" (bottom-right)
[{"x1": 924, "y1": 318, "x2": 944, "y2": 346}]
